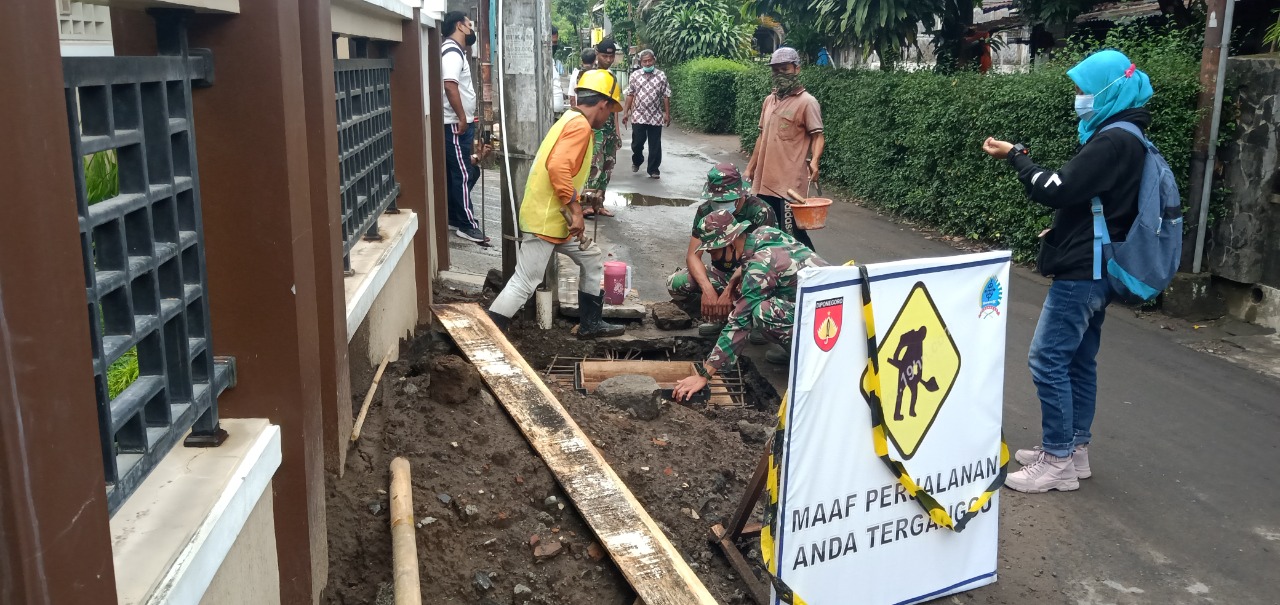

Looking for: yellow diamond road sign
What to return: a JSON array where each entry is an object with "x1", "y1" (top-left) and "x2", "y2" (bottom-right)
[{"x1": 861, "y1": 282, "x2": 962, "y2": 459}]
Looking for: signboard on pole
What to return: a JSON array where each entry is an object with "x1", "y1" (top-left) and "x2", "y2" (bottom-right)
[{"x1": 767, "y1": 251, "x2": 1011, "y2": 605}]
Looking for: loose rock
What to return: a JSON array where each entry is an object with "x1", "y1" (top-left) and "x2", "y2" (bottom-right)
[
  {"x1": 533, "y1": 540, "x2": 564, "y2": 560},
  {"x1": 463, "y1": 504, "x2": 481, "y2": 520},
  {"x1": 594, "y1": 374, "x2": 662, "y2": 420},
  {"x1": 430, "y1": 355, "x2": 481, "y2": 405},
  {"x1": 737, "y1": 420, "x2": 772, "y2": 444},
  {"x1": 514, "y1": 584, "x2": 532, "y2": 596},
  {"x1": 473, "y1": 571, "x2": 493, "y2": 592},
  {"x1": 651, "y1": 301, "x2": 693, "y2": 330}
]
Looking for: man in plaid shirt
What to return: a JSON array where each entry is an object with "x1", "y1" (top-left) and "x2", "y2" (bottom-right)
[{"x1": 621, "y1": 49, "x2": 672, "y2": 179}]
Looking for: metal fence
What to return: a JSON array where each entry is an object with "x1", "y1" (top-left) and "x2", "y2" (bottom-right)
[
  {"x1": 335, "y1": 58, "x2": 400, "y2": 270},
  {"x1": 64, "y1": 49, "x2": 232, "y2": 514}
]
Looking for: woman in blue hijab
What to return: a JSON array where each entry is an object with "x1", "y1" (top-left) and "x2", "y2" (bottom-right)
[{"x1": 981, "y1": 50, "x2": 1153, "y2": 494}]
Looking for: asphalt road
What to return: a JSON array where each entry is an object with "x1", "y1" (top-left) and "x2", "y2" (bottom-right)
[{"x1": 599, "y1": 124, "x2": 1280, "y2": 604}]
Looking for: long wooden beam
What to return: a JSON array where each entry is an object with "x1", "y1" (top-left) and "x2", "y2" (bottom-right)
[{"x1": 433, "y1": 303, "x2": 719, "y2": 605}]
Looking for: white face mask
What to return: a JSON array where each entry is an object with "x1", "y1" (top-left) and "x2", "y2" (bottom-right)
[
  {"x1": 711, "y1": 200, "x2": 736, "y2": 213},
  {"x1": 1074, "y1": 73, "x2": 1126, "y2": 120},
  {"x1": 1074, "y1": 94, "x2": 1095, "y2": 119}
]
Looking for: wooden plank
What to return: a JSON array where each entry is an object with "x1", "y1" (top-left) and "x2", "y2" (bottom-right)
[
  {"x1": 433, "y1": 303, "x2": 719, "y2": 605},
  {"x1": 576, "y1": 360, "x2": 736, "y2": 406},
  {"x1": 580, "y1": 360, "x2": 697, "y2": 384},
  {"x1": 579, "y1": 360, "x2": 699, "y2": 391},
  {"x1": 709, "y1": 524, "x2": 770, "y2": 605}
]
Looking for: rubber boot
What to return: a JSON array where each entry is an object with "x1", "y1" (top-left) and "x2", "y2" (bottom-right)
[
  {"x1": 764, "y1": 343, "x2": 791, "y2": 365},
  {"x1": 576, "y1": 292, "x2": 625, "y2": 338},
  {"x1": 486, "y1": 309, "x2": 512, "y2": 334}
]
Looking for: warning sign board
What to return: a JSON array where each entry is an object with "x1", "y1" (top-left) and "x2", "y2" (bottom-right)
[
  {"x1": 768, "y1": 251, "x2": 1011, "y2": 605},
  {"x1": 860, "y1": 283, "x2": 961, "y2": 459}
]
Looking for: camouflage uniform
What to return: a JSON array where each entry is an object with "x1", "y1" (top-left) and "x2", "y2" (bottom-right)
[
  {"x1": 668, "y1": 164, "x2": 778, "y2": 315},
  {"x1": 588, "y1": 113, "x2": 622, "y2": 190},
  {"x1": 693, "y1": 214, "x2": 827, "y2": 375}
]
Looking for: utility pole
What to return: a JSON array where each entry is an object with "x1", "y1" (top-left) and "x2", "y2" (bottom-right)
[
  {"x1": 495, "y1": 0, "x2": 553, "y2": 282},
  {"x1": 1182, "y1": 0, "x2": 1229, "y2": 271}
]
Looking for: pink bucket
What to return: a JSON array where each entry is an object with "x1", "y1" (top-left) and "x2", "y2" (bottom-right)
[{"x1": 603, "y1": 261, "x2": 629, "y2": 305}]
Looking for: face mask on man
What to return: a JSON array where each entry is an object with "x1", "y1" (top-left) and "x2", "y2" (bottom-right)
[
  {"x1": 711, "y1": 200, "x2": 736, "y2": 213},
  {"x1": 643, "y1": 66, "x2": 656, "y2": 73},
  {"x1": 465, "y1": 30, "x2": 478, "y2": 46},
  {"x1": 773, "y1": 71, "x2": 800, "y2": 97}
]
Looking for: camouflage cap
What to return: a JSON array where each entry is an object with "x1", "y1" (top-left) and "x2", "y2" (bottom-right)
[
  {"x1": 696, "y1": 209, "x2": 749, "y2": 251},
  {"x1": 701, "y1": 163, "x2": 746, "y2": 202}
]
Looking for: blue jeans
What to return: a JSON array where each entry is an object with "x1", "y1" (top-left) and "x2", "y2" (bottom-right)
[
  {"x1": 1028, "y1": 279, "x2": 1111, "y2": 457},
  {"x1": 445, "y1": 121, "x2": 482, "y2": 231}
]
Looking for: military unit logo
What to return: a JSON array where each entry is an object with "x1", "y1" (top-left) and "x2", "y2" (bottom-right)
[
  {"x1": 813, "y1": 297, "x2": 843, "y2": 352},
  {"x1": 861, "y1": 283, "x2": 962, "y2": 459},
  {"x1": 979, "y1": 276, "x2": 1003, "y2": 319}
]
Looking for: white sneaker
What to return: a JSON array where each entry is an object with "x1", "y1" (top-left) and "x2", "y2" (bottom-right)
[
  {"x1": 1005, "y1": 451, "x2": 1080, "y2": 493},
  {"x1": 1015, "y1": 444, "x2": 1091, "y2": 479}
]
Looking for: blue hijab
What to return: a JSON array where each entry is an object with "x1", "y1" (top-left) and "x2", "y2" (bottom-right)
[{"x1": 1066, "y1": 50, "x2": 1153, "y2": 144}]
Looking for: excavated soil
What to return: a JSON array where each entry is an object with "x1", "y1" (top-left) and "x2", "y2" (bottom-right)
[{"x1": 323, "y1": 317, "x2": 783, "y2": 605}]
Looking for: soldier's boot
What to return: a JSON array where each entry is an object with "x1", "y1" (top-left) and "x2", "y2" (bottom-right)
[
  {"x1": 748, "y1": 329, "x2": 768, "y2": 345},
  {"x1": 698, "y1": 322, "x2": 725, "y2": 337},
  {"x1": 577, "y1": 292, "x2": 625, "y2": 338},
  {"x1": 763, "y1": 344, "x2": 790, "y2": 365},
  {"x1": 486, "y1": 310, "x2": 512, "y2": 334}
]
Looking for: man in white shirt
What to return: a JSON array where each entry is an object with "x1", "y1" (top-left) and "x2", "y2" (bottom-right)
[
  {"x1": 568, "y1": 48, "x2": 597, "y2": 107},
  {"x1": 441, "y1": 11, "x2": 487, "y2": 243}
]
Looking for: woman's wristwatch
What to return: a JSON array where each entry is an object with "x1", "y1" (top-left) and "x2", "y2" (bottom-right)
[{"x1": 1007, "y1": 143, "x2": 1029, "y2": 162}]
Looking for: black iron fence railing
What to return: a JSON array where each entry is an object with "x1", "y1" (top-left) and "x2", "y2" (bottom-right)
[
  {"x1": 64, "y1": 51, "x2": 232, "y2": 515},
  {"x1": 334, "y1": 58, "x2": 400, "y2": 271}
]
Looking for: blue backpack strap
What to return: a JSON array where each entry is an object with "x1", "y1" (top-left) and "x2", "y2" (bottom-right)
[
  {"x1": 1091, "y1": 197, "x2": 1110, "y2": 280},
  {"x1": 1099, "y1": 121, "x2": 1154, "y2": 151}
]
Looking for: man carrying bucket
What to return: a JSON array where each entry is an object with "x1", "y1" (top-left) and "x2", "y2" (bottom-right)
[
  {"x1": 743, "y1": 46, "x2": 825, "y2": 251},
  {"x1": 667, "y1": 163, "x2": 777, "y2": 337},
  {"x1": 672, "y1": 211, "x2": 828, "y2": 400}
]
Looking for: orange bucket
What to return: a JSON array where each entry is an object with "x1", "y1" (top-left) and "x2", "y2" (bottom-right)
[{"x1": 788, "y1": 197, "x2": 832, "y2": 230}]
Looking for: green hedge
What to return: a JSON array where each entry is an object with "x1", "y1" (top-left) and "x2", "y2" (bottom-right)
[
  {"x1": 669, "y1": 58, "x2": 750, "y2": 133},
  {"x1": 726, "y1": 25, "x2": 1203, "y2": 260}
]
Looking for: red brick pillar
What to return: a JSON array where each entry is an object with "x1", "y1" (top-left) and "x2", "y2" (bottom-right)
[
  {"x1": 126, "y1": 3, "x2": 332, "y2": 602},
  {"x1": 425, "y1": 24, "x2": 452, "y2": 271},
  {"x1": 390, "y1": 10, "x2": 436, "y2": 321},
  {"x1": 0, "y1": 1, "x2": 120, "y2": 602},
  {"x1": 299, "y1": 0, "x2": 355, "y2": 474}
]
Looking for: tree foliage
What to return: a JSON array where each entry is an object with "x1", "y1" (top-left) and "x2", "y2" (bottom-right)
[
  {"x1": 642, "y1": 0, "x2": 755, "y2": 63},
  {"x1": 754, "y1": 0, "x2": 944, "y2": 65}
]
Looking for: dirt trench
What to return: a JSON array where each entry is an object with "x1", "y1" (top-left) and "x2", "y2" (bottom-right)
[{"x1": 323, "y1": 313, "x2": 783, "y2": 605}]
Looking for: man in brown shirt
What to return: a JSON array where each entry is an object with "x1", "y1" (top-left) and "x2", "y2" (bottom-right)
[{"x1": 744, "y1": 47, "x2": 825, "y2": 251}]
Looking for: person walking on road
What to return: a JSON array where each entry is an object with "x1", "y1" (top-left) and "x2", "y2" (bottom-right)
[
  {"x1": 667, "y1": 163, "x2": 776, "y2": 336},
  {"x1": 744, "y1": 46, "x2": 824, "y2": 252},
  {"x1": 621, "y1": 49, "x2": 671, "y2": 179},
  {"x1": 584, "y1": 39, "x2": 622, "y2": 217},
  {"x1": 440, "y1": 11, "x2": 488, "y2": 244},
  {"x1": 672, "y1": 211, "x2": 828, "y2": 401},
  {"x1": 487, "y1": 71, "x2": 626, "y2": 339},
  {"x1": 982, "y1": 50, "x2": 1153, "y2": 493}
]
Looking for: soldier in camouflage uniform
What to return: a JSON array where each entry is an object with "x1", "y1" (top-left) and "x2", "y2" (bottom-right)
[
  {"x1": 672, "y1": 210, "x2": 828, "y2": 401},
  {"x1": 667, "y1": 163, "x2": 777, "y2": 336},
  {"x1": 584, "y1": 40, "x2": 623, "y2": 217}
]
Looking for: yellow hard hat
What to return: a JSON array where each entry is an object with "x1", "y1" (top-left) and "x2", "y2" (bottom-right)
[{"x1": 574, "y1": 69, "x2": 623, "y2": 112}]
